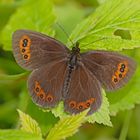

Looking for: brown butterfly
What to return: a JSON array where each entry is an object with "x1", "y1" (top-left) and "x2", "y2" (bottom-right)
[{"x1": 12, "y1": 30, "x2": 136, "y2": 115}]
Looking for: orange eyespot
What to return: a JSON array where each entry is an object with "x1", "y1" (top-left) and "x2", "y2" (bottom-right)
[
  {"x1": 118, "y1": 61, "x2": 128, "y2": 71},
  {"x1": 112, "y1": 61, "x2": 128, "y2": 84},
  {"x1": 85, "y1": 98, "x2": 95, "y2": 108},
  {"x1": 77, "y1": 102, "x2": 85, "y2": 110},
  {"x1": 85, "y1": 102, "x2": 91, "y2": 108},
  {"x1": 69, "y1": 101, "x2": 76, "y2": 109},
  {"x1": 35, "y1": 87, "x2": 40, "y2": 93},
  {"x1": 118, "y1": 62, "x2": 127, "y2": 69},
  {"x1": 46, "y1": 94, "x2": 53, "y2": 102},
  {"x1": 19, "y1": 35, "x2": 31, "y2": 60},
  {"x1": 120, "y1": 67, "x2": 125, "y2": 73},
  {"x1": 118, "y1": 73, "x2": 122, "y2": 78},
  {"x1": 39, "y1": 93, "x2": 45, "y2": 99},
  {"x1": 34, "y1": 81, "x2": 46, "y2": 100},
  {"x1": 118, "y1": 61, "x2": 128, "y2": 78},
  {"x1": 23, "y1": 54, "x2": 28, "y2": 59},
  {"x1": 20, "y1": 47, "x2": 30, "y2": 54},
  {"x1": 112, "y1": 75, "x2": 118, "y2": 84},
  {"x1": 37, "y1": 91, "x2": 46, "y2": 100},
  {"x1": 21, "y1": 48, "x2": 26, "y2": 54},
  {"x1": 19, "y1": 35, "x2": 31, "y2": 49},
  {"x1": 34, "y1": 81, "x2": 41, "y2": 93},
  {"x1": 23, "y1": 53, "x2": 30, "y2": 60}
]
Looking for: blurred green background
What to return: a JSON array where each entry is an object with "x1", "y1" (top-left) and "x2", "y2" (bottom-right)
[{"x1": 0, "y1": 0, "x2": 140, "y2": 140}]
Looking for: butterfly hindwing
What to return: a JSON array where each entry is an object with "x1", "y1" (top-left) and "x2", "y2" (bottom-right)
[
  {"x1": 64, "y1": 64, "x2": 102, "y2": 115},
  {"x1": 81, "y1": 51, "x2": 136, "y2": 91},
  {"x1": 28, "y1": 60, "x2": 67, "y2": 108},
  {"x1": 12, "y1": 30, "x2": 68, "y2": 70}
]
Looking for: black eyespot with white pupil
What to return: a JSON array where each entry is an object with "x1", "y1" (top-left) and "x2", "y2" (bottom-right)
[
  {"x1": 39, "y1": 94, "x2": 44, "y2": 99},
  {"x1": 70, "y1": 103, "x2": 74, "y2": 107},
  {"x1": 47, "y1": 96, "x2": 53, "y2": 102},
  {"x1": 119, "y1": 73, "x2": 122, "y2": 78},
  {"x1": 35, "y1": 87, "x2": 40, "y2": 92},
  {"x1": 121, "y1": 64, "x2": 125, "y2": 68},
  {"x1": 79, "y1": 105, "x2": 83, "y2": 109},
  {"x1": 86, "y1": 102, "x2": 90, "y2": 107},
  {"x1": 48, "y1": 97, "x2": 51, "y2": 101},
  {"x1": 24, "y1": 55, "x2": 28, "y2": 59},
  {"x1": 22, "y1": 39, "x2": 28, "y2": 47},
  {"x1": 120, "y1": 68, "x2": 124, "y2": 72},
  {"x1": 22, "y1": 48, "x2": 26, "y2": 53},
  {"x1": 114, "y1": 78, "x2": 118, "y2": 82}
]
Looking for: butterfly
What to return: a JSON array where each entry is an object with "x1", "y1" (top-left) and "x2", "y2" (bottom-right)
[{"x1": 12, "y1": 30, "x2": 136, "y2": 115}]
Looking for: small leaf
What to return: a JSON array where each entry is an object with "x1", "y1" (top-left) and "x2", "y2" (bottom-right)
[
  {"x1": 51, "y1": 102, "x2": 68, "y2": 118},
  {"x1": 17, "y1": 109, "x2": 42, "y2": 137},
  {"x1": 0, "y1": 2, "x2": 17, "y2": 31},
  {"x1": 46, "y1": 109, "x2": 88, "y2": 140},
  {"x1": 68, "y1": 0, "x2": 140, "y2": 51},
  {"x1": 1, "y1": 0, "x2": 56, "y2": 51},
  {"x1": 87, "y1": 90, "x2": 112, "y2": 126},
  {"x1": 0, "y1": 129, "x2": 42, "y2": 140},
  {"x1": 0, "y1": 73, "x2": 28, "y2": 84}
]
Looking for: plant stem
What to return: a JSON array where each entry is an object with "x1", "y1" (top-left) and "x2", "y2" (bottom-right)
[{"x1": 119, "y1": 110, "x2": 132, "y2": 140}]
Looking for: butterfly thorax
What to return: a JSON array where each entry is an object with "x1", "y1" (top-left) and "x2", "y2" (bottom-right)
[{"x1": 68, "y1": 42, "x2": 80, "y2": 69}]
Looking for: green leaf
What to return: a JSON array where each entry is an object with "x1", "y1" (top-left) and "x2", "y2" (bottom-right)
[
  {"x1": 1, "y1": 0, "x2": 56, "y2": 51},
  {"x1": 0, "y1": 2, "x2": 17, "y2": 32},
  {"x1": 0, "y1": 73, "x2": 28, "y2": 84},
  {"x1": 17, "y1": 109, "x2": 42, "y2": 137},
  {"x1": 68, "y1": 0, "x2": 140, "y2": 51},
  {"x1": 0, "y1": 129, "x2": 42, "y2": 140},
  {"x1": 87, "y1": 90, "x2": 112, "y2": 126},
  {"x1": 46, "y1": 109, "x2": 88, "y2": 140}
]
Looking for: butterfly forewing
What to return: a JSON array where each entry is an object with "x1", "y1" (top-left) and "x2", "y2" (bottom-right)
[
  {"x1": 64, "y1": 64, "x2": 102, "y2": 115},
  {"x1": 81, "y1": 51, "x2": 136, "y2": 91},
  {"x1": 12, "y1": 30, "x2": 69, "y2": 70},
  {"x1": 28, "y1": 60, "x2": 67, "y2": 108}
]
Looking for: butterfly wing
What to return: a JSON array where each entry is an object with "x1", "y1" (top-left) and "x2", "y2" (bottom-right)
[
  {"x1": 12, "y1": 30, "x2": 69, "y2": 70},
  {"x1": 28, "y1": 60, "x2": 67, "y2": 108},
  {"x1": 64, "y1": 64, "x2": 102, "y2": 115},
  {"x1": 81, "y1": 51, "x2": 136, "y2": 91}
]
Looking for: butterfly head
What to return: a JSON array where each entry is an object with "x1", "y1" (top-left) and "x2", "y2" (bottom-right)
[{"x1": 71, "y1": 42, "x2": 80, "y2": 54}]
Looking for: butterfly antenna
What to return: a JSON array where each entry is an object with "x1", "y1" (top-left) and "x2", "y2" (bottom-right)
[
  {"x1": 56, "y1": 22, "x2": 74, "y2": 47},
  {"x1": 82, "y1": 37, "x2": 106, "y2": 47}
]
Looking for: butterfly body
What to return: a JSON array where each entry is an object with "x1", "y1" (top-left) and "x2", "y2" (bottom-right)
[
  {"x1": 61, "y1": 43, "x2": 81, "y2": 98},
  {"x1": 12, "y1": 30, "x2": 136, "y2": 115}
]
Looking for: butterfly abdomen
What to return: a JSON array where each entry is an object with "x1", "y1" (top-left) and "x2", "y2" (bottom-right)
[{"x1": 63, "y1": 50, "x2": 81, "y2": 98}]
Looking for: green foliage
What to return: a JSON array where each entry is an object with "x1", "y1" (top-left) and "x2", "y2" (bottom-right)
[
  {"x1": 0, "y1": 73, "x2": 28, "y2": 84},
  {"x1": 68, "y1": 0, "x2": 140, "y2": 51},
  {"x1": 0, "y1": 2, "x2": 17, "y2": 32},
  {"x1": 46, "y1": 109, "x2": 88, "y2": 140},
  {"x1": 87, "y1": 90, "x2": 112, "y2": 126},
  {"x1": 0, "y1": 129, "x2": 42, "y2": 140},
  {"x1": 3, "y1": 109, "x2": 87, "y2": 140},
  {"x1": 17, "y1": 109, "x2": 42, "y2": 137},
  {"x1": 1, "y1": 0, "x2": 56, "y2": 51}
]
